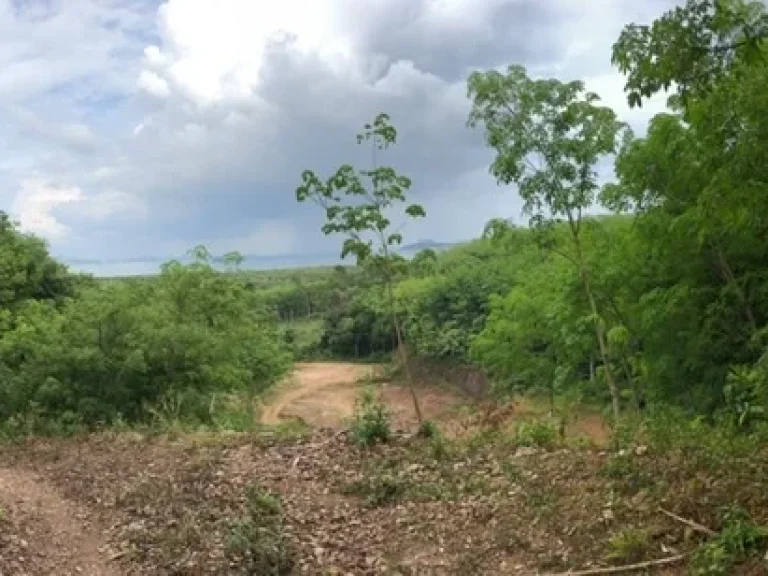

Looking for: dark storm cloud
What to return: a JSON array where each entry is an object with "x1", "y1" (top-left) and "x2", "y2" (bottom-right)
[
  {"x1": 344, "y1": 0, "x2": 566, "y2": 82},
  {"x1": 2, "y1": 0, "x2": 680, "y2": 263}
]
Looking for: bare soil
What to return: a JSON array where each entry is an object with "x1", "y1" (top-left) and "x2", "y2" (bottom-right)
[
  {"x1": 0, "y1": 466, "x2": 120, "y2": 576},
  {"x1": 1, "y1": 363, "x2": 766, "y2": 575},
  {"x1": 259, "y1": 362, "x2": 467, "y2": 431}
]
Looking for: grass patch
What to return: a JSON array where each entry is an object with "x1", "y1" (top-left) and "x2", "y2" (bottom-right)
[
  {"x1": 227, "y1": 485, "x2": 295, "y2": 575},
  {"x1": 607, "y1": 527, "x2": 654, "y2": 563}
]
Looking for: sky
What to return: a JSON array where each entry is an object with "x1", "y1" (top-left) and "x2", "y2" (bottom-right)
[{"x1": 0, "y1": 0, "x2": 675, "y2": 272}]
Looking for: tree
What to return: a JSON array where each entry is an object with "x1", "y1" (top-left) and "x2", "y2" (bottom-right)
[
  {"x1": 604, "y1": 8, "x2": 768, "y2": 415},
  {"x1": 296, "y1": 113, "x2": 426, "y2": 423},
  {"x1": 612, "y1": 0, "x2": 768, "y2": 111},
  {"x1": 467, "y1": 64, "x2": 626, "y2": 423}
]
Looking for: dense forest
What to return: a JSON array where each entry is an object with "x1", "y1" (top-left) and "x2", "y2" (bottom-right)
[{"x1": 2, "y1": 0, "x2": 768, "y2": 436}]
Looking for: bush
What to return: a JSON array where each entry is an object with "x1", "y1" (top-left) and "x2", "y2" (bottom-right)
[
  {"x1": 691, "y1": 507, "x2": 768, "y2": 575},
  {"x1": 607, "y1": 528, "x2": 653, "y2": 563},
  {"x1": 417, "y1": 419, "x2": 440, "y2": 439},
  {"x1": 515, "y1": 420, "x2": 559, "y2": 449},
  {"x1": 349, "y1": 388, "x2": 391, "y2": 447},
  {"x1": 227, "y1": 485, "x2": 295, "y2": 575},
  {"x1": 0, "y1": 252, "x2": 292, "y2": 433}
]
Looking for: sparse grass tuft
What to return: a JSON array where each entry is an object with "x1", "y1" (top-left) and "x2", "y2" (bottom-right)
[
  {"x1": 607, "y1": 527, "x2": 653, "y2": 563},
  {"x1": 227, "y1": 484, "x2": 295, "y2": 575}
]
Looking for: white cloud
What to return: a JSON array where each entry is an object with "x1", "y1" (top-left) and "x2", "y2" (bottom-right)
[
  {"x1": 143, "y1": 0, "x2": 355, "y2": 107},
  {"x1": 12, "y1": 179, "x2": 84, "y2": 239},
  {"x1": 10, "y1": 179, "x2": 144, "y2": 241},
  {"x1": 137, "y1": 70, "x2": 171, "y2": 98}
]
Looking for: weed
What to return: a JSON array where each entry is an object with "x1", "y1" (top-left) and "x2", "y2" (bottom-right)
[
  {"x1": 515, "y1": 420, "x2": 559, "y2": 449},
  {"x1": 607, "y1": 527, "x2": 653, "y2": 563},
  {"x1": 599, "y1": 452, "x2": 655, "y2": 495},
  {"x1": 691, "y1": 507, "x2": 768, "y2": 575},
  {"x1": 349, "y1": 388, "x2": 391, "y2": 447},
  {"x1": 417, "y1": 419, "x2": 440, "y2": 439},
  {"x1": 0, "y1": 503, "x2": 5, "y2": 522},
  {"x1": 502, "y1": 461, "x2": 522, "y2": 483},
  {"x1": 343, "y1": 473, "x2": 407, "y2": 507},
  {"x1": 227, "y1": 485, "x2": 294, "y2": 575},
  {"x1": 428, "y1": 434, "x2": 452, "y2": 460}
]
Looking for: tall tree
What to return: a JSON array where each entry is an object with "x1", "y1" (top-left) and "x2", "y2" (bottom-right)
[
  {"x1": 467, "y1": 65, "x2": 626, "y2": 423},
  {"x1": 296, "y1": 113, "x2": 426, "y2": 423}
]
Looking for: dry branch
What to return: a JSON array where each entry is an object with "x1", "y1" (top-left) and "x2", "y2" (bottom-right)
[
  {"x1": 540, "y1": 554, "x2": 685, "y2": 575},
  {"x1": 658, "y1": 507, "x2": 717, "y2": 537}
]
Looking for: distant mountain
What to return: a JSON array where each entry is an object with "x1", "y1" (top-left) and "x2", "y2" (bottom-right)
[{"x1": 399, "y1": 239, "x2": 459, "y2": 252}]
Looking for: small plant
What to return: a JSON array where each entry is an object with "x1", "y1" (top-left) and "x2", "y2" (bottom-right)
[
  {"x1": 691, "y1": 507, "x2": 768, "y2": 575},
  {"x1": 417, "y1": 419, "x2": 439, "y2": 439},
  {"x1": 349, "y1": 388, "x2": 391, "y2": 447},
  {"x1": 515, "y1": 420, "x2": 559, "y2": 449},
  {"x1": 502, "y1": 461, "x2": 522, "y2": 483},
  {"x1": 226, "y1": 485, "x2": 294, "y2": 575},
  {"x1": 607, "y1": 527, "x2": 653, "y2": 563},
  {"x1": 428, "y1": 433, "x2": 452, "y2": 461},
  {"x1": 343, "y1": 473, "x2": 407, "y2": 507},
  {"x1": 599, "y1": 452, "x2": 654, "y2": 495}
]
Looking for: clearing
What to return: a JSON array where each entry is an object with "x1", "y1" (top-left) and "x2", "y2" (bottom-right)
[
  {"x1": 1, "y1": 363, "x2": 764, "y2": 574},
  {"x1": 259, "y1": 362, "x2": 467, "y2": 431}
]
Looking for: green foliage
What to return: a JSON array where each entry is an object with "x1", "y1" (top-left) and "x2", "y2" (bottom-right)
[
  {"x1": 296, "y1": 113, "x2": 426, "y2": 422},
  {"x1": 612, "y1": 0, "x2": 768, "y2": 110},
  {"x1": 691, "y1": 507, "x2": 768, "y2": 575},
  {"x1": 607, "y1": 527, "x2": 653, "y2": 563},
  {"x1": 514, "y1": 420, "x2": 559, "y2": 450},
  {"x1": 417, "y1": 419, "x2": 440, "y2": 439},
  {"x1": 349, "y1": 388, "x2": 391, "y2": 447},
  {"x1": 227, "y1": 485, "x2": 295, "y2": 575},
  {"x1": 468, "y1": 64, "x2": 627, "y2": 422},
  {"x1": 295, "y1": 113, "x2": 425, "y2": 269},
  {"x1": 343, "y1": 473, "x2": 407, "y2": 507},
  {"x1": 0, "y1": 240, "x2": 291, "y2": 434}
]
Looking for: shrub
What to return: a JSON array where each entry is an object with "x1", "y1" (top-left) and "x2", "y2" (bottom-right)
[
  {"x1": 515, "y1": 420, "x2": 558, "y2": 449},
  {"x1": 607, "y1": 527, "x2": 653, "y2": 563},
  {"x1": 417, "y1": 419, "x2": 440, "y2": 439},
  {"x1": 349, "y1": 388, "x2": 391, "y2": 447},
  {"x1": 691, "y1": 507, "x2": 768, "y2": 576},
  {"x1": 0, "y1": 252, "x2": 292, "y2": 433}
]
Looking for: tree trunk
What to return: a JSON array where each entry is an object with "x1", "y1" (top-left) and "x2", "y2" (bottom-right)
[
  {"x1": 620, "y1": 354, "x2": 643, "y2": 412},
  {"x1": 386, "y1": 280, "x2": 423, "y2": 424},
  {"x1": 714, "y1": 244, "x2": 756, "y2": 333},
  {"x1": 573, "y1": 235, "x2": 621, "y2": 426}
]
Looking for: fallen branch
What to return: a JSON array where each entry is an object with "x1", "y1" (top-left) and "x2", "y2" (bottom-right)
[
  {"x1": 540, "y1": 554, "x2": 685, "y2": 575},
  {"x1": 659, "y1": 507, "x2": 717, "y2": 537}
]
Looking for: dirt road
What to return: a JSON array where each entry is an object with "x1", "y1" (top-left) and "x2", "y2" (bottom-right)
[
  {"x1": 259, "y1": 362, "x2": 466, "y2": 430},
  {"x1": 0, "y1": 467, "x2": 119, "y2": 576}
]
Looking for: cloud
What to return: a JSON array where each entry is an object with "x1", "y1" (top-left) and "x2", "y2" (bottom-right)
[
  {"x1": 137, "y1": 70, "x2": 171, "y2": 98},
  {"x1": 10, "y1": 106, "x2": 100, "y2": 152},
  {"x1": 12, "y1": 179, "x2": 83, "y2": 240},
  {"x1": 0, "y1": 0, "x2": 679, "y2": 267},
  {"x1": 11, "y1": 178, "x2": 144, "y2": 241}
]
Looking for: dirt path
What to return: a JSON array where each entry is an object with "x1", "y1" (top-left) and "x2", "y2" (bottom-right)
[
  {"x1": 260, "y1": 362, "x2": 466, "y2": 430},
  {"x1": 0, "y1": 467, "x2": 120, "y2": 576}
]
